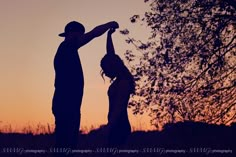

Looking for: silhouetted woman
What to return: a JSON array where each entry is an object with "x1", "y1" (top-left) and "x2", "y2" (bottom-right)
[{"x1": 100, "y1": 28, "x2": 135, "y2": 147}]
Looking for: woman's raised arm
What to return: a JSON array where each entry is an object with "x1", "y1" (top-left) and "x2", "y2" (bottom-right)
[{"x1": 106, "y1": 29, "x2": 116, "y2": 55}]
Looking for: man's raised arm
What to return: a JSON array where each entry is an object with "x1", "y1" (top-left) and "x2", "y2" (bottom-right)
[{"x1": 77, "y1": 21, "x2": 119, "y2": 48}]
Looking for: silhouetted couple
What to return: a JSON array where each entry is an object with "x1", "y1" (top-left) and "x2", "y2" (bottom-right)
[{"x1": 52, "y1": 21, "x2": 135, "y2": 152}]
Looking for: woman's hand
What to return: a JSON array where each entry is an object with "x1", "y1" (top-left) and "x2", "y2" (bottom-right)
[{"x1": 108, "y1": 28, "x2": 116, "y2": 35}]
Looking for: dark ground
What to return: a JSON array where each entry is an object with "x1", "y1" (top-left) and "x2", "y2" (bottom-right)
[{"x1": 0, "y1": 121, "x2": 235, "y2": 157}]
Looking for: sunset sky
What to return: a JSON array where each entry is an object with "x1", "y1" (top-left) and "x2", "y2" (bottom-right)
[{"x1": 0, "y1": 0, "x2": 154, "y2": 131}]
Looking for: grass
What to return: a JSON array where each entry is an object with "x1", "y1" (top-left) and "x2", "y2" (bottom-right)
[{"x1": 0, "y1": 122, "x2": 148, "y2": 135}]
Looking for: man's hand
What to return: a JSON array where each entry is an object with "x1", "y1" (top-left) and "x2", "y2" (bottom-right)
[{"x1": 110, "y1": 21, "x2": 119, "y2": 29}]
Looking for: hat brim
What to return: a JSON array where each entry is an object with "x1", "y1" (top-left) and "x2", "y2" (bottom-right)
[{"x1": 58, "y1": 32, "x2": 66, "y2": 37}]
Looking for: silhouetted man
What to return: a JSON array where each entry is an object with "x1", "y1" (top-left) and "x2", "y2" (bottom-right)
[{"x1": 52, "y1": 21, "x2": 119, "y2": 151}]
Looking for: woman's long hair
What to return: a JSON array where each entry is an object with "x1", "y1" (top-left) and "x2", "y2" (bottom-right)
[{"x1": 100, "y1": 54, "x2": 135, "y2": 94}]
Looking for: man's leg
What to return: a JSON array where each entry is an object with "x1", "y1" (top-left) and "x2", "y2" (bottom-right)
[
  {"x1": 68, "y1": 112, "x2": 81, "y2": 149},
  {"x1": 55, "y1": 115, "x2": 70, "y2": 148}
]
